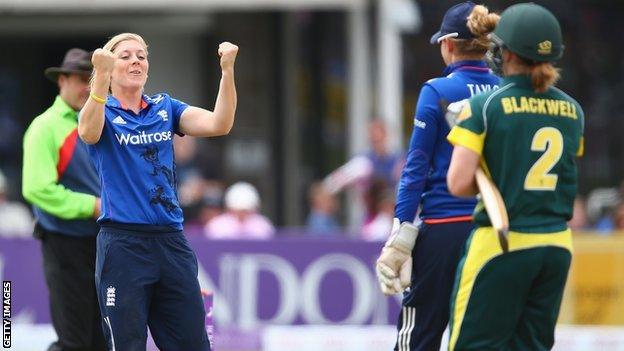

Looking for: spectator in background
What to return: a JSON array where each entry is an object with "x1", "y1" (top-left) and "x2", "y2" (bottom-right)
[
  {"x1": 366, "y1": 118, "x2": 405, "y2": 189},
  {"x1": 324, "y1": 119, "x2": 404, "y2": 195},
  {"x1": 587, "y1": 187, "x2": 620, "y2": 233},
  {"x1": 174, "y1": 135, "x2": 207, "y2": 229},
  {"x1": 362, "y1": 187, "x2": 395, "y2": 241},
  {"x1": 205, "y1": 182, "x2": 275, "y2": 239},
  {"x1": 22, "y1": 48, "x2": 105, "y2": 351},
  {"x1": 305, "y1": 181, "x2": 340, "y2": 234},
  {"x1": 362, "y1": 178, "x2": 389, "y2": 230},
  {"x1": 0, "y1": 169, "x2": 33, "y2": 237},
  {"x1": 178, "y1": 174, "x2": 210, "y2": 227},
  {"x1": 174, "y1": 134, "x2": 201, "y2": 183},
  {"x1": 0, "y1": 72, "x2": 23, "y2": 180},
  {"x1": 196, "y1": 181, "x2": 225, "y2": 227},
  {"x1": 323, "y1": 119, "x2": 404, "y2": 224},
  {"x1": 568, "y1": 196, "x2": 589, "y2": 232},
  {"x1": 613, "y1": 202, "x2": 624, "y2": 231}
]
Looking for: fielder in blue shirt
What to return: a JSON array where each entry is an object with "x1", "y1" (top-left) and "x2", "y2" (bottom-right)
[
  {"x1": 79, "y1": 33, "x2": 238, "y2": 351},
  {"x1": 375, "y1": 3, "x2": 501, "y2": 350}
]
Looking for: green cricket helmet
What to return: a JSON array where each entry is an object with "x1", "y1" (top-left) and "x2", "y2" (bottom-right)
[{"x1": 491, "y1": 3, "x2": 564, "y2": 62}]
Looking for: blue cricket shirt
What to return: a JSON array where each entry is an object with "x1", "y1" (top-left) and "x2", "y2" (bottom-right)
[
  {"x1": 87, "y1": 93, "x2": 188, "y2": 230},
  {"x1": 394, "y1": 60, "x2": 500, "y2": 223}
]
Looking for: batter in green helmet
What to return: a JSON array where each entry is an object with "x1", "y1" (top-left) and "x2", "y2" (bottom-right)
[{"x1": 445, "y1": 3, "x2": 584, "y2": 350}]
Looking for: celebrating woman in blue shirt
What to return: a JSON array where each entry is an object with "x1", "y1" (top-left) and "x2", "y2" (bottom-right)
[
  {"x1": 79, "y1": 33, "x2": 238, "y2": 351},
  {"x1": 375, "y1": 3, "x2": 500, "y2": 350}
]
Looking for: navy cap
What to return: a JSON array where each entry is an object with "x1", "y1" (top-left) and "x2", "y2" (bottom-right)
[{"x1": 430, "y1": 1, "x2": 476, "y2": 44}]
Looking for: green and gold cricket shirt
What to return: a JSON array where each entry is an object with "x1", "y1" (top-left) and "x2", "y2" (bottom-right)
[{"x1": 448, "y1": 74, "x2": 584, "y2": 233}]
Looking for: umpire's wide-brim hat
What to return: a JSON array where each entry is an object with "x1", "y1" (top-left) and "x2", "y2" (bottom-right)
[{"x1": 44, "y1": 48, "x2": 93, "y2": 83}]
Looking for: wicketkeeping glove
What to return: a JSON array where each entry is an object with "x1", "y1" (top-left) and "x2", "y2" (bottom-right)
[
  {"x1": 375, "y1": 218, "x2": 419, "y2": 295},
  {"x1": 442, "y1": 98, "x2": 469, "y2": 128}
]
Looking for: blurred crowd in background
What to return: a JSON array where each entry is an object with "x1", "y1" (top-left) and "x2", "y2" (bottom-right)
[
  {"x1": 0, "y1": 0, "x2": 623, "y2": 240},
  {"x1": 2, "y1": 115, "x2": 624, "y2": 240}
]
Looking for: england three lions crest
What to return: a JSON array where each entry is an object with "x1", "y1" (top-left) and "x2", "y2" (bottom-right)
[{"x1": 157, "y1": 110, "x2": 169, "y2": 122}]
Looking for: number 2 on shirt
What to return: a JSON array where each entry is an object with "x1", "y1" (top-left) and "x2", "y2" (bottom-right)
[{"x1": 524, "y1": 127, "x2": 564, "y2": 191}]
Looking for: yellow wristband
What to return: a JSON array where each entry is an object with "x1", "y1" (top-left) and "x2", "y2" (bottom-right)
[{"x1": 90, "y1": 93, "x2": 106, "y2": 104}]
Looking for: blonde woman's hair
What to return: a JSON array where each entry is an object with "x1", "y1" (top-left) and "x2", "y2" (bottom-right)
[
  {"x1": 529, "y1": 62, "x2": 560, "y2": 93},
  {"x1": 90, "y1": 33, "x2": 149, "y2": 92},
  {"x1": 511, "y1": 52, "x2": 561, "y2": 93},
  {"x1": 103, "y1": 32, "x2": 148, "y2": 55},
  {"x1": 454, "y1": 5, "x2": 500, "y2": 56}
]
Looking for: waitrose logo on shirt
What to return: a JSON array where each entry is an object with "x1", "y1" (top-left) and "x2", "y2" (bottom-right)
[{"x1": 115, "y1": 131, "x2": 172, "y2": 145}]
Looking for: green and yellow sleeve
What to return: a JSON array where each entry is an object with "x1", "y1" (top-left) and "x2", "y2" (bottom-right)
[{"x1": 447, "y1": 100, "x2": 486, "y2": 155}]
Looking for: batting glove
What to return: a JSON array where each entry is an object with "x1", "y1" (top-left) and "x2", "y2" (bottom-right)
[{"x1": 375, "y1": 218, "x2": 418, "y2": 295}]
